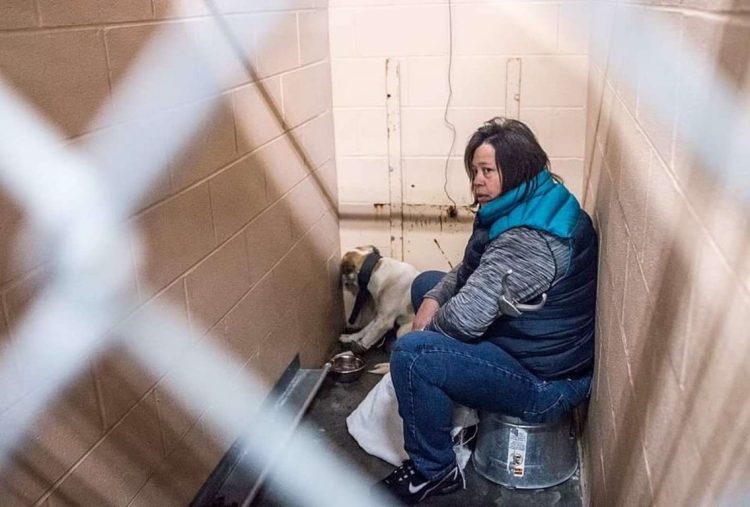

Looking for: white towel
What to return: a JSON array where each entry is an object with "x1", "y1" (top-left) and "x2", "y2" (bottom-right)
[{"x1": 346, "y1": 373, "x2": 477, "y2": 469}]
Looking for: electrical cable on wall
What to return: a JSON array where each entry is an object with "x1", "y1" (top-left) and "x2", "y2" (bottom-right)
[{"x1": 442, "y1": 0, "x2": 458, "y2": 217}]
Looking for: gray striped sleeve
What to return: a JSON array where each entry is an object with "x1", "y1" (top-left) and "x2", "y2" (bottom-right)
[
  {"x1": 424, "y1": 265, "x2": 460, "y2": 305},
  {"x1": 427, "y1": 227, "x2": 569, "y2": 342}
]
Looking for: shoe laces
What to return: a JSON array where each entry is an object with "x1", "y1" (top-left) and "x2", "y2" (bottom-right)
[
  {"x1": 457, "y1": 464, "x2": 467, "y2": 489},
  {"x1": 389, "y1": 461, "x2": 467, "y2": 488},
  {"x1": 390, "y1": 461, "x2": 419, "y2": 484}
]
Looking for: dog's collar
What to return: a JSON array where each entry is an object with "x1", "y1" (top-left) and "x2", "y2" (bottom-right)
[{"x1": 348, "y1": 251, "x2": 382, "y2": 325}]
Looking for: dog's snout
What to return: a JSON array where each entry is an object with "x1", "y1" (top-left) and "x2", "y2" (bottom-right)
[{"x1": 342, "y1": 272, "x2": 357, "y2": 288}]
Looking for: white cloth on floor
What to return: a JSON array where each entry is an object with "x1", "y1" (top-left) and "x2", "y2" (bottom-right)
[{"x1": 346, "y1": 373, "x2": 478, "y2": 469}]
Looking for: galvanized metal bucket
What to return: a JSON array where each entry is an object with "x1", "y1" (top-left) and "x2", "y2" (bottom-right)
[{"x1": 472, "y1": 411, "x2": 578, "y2": 489}]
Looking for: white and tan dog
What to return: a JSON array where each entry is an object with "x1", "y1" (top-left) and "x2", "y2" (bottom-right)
[{"x1": 339, "y1": 246, "x2": 419, "y2": 354}]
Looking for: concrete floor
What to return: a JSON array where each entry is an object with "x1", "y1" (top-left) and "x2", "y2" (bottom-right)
[{"x1": 255, "y1": 346, "x2": 583, "y2": 507}]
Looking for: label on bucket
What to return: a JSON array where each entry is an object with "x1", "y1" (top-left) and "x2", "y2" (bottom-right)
[{"x1": 507, "y1": 427, "x2": 528, "y2": 477}]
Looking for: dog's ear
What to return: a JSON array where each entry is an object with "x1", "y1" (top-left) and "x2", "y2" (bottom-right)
[
  {"x1": 341, "y1": 251, "x2": 363, "y2": 275},
  {"x1": 370, "y1": 245, "x2": 380, "y2": 256}
]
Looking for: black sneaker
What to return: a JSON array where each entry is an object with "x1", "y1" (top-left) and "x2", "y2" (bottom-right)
[{"x1": 377, "y1": 460, "x2": 465, "y2": 505}]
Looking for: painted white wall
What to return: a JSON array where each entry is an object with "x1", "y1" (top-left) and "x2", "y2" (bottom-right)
[{"x1": 329, "y1": 0, "x2": 590, "y2": 270}]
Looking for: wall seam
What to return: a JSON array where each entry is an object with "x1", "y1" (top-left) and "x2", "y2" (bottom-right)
[
  {"x1": 295, "y1": 12, "x2": 303, "y2": 67},
  {"x1": 32, "y1": 0, "x2": 42, "y2": 26},
  {"x1": 0, "y1": 8, "x2": 332, "y2": 34},
  {"x1": 91, "y1": 359, "x2": 108, "y2": 436},
  {"x1": 331, "y1": 53, "x2": 591, "y2": 60}
]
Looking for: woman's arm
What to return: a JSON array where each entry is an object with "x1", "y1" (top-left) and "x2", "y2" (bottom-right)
[
  {"x1": 412, "y1": 297, "x2": 439, "y2": 330},
  {"x1": 412, "y1": 265, "x2": 460, "y2": 330},
  {"x1": 423, "y1": 264, "x2": 460, "y2": 305},
  {"x1": 427, "y1": 228, "x2": 566, "y2": 341}
]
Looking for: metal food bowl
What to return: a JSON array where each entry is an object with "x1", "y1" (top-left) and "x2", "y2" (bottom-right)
[{"x1": 328, "y1": 352, "x2": 366, "y2": 383}]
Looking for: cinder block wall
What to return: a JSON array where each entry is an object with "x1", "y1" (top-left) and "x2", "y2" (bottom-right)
[
  {"x1": 582, "y1": 2, "x2": 750, "y2": 505},
  {"x1": 329, "y1": 0, "x2": 589, "y2": 270},
  {"x1": 0, "y1": 1, "x2": 340, "y2": 505}
]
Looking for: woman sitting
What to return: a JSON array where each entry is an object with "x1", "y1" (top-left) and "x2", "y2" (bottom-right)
[{"x1": 378, "y1": 117, "x2": 597, "y2": 504}]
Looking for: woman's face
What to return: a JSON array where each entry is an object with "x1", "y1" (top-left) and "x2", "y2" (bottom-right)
[{"x1": 471, "y1": 143, "x2": 503, "y2": 204}]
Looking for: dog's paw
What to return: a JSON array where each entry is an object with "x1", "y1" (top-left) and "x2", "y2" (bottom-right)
[
  {"x1": 350, "y1": 340, "x2": 369, "y2": 355},
  {"x1": 338, "y1": 333, "x2": 358, "y2": 344}
]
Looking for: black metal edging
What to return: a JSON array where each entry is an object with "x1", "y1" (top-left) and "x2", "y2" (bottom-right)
[
  {"x1": 190, "y1": 355, "x2": 330, "y2": 507},
  {"x1": 241, "y1": 364, "x2": 331, "y2": 507}
]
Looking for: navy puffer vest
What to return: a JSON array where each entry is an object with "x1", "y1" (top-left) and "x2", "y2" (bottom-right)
[
  {"x1": 455, "y1": 222, "x2": 488, "y2": 292},
  {"x1": 455, "y1": 171, "x2": 597, "y2": 379},
  {"x1": 483, "y1": 212, "x2": 597, "y2": 379}
]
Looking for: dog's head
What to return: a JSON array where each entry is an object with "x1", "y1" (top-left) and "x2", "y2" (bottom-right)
[{"x1": 341, "y1": 245, "x2": 380, "y2": 292}]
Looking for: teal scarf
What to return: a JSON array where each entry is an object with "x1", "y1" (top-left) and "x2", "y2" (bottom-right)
[{"x1": 478, "y1": 171, "x2": 581, "y2": 240}]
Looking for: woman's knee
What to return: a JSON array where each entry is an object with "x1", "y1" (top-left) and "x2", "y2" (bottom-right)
[
  {"x1": 391, "y1": 331, "x2": 451, "y2": 378},
  {"x1": 391, "y1": 332, "x2": 450, "y2": 387},
  {"x1": 392, "y1": 330, "x2": 432, "y2": 356}
]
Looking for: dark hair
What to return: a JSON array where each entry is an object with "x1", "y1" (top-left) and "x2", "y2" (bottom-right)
[{"x1": 464, "y1": 117, "x2": 561, "y2": 205}]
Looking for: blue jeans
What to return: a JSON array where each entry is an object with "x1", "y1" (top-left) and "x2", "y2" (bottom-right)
[{"x1": 392, "y1": 271, "x2": 591, "y2": 478}]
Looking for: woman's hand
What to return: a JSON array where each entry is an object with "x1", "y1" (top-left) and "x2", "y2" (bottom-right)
[{"x1": 412, "y1": 298, "x2": 440, "y2": 331}]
